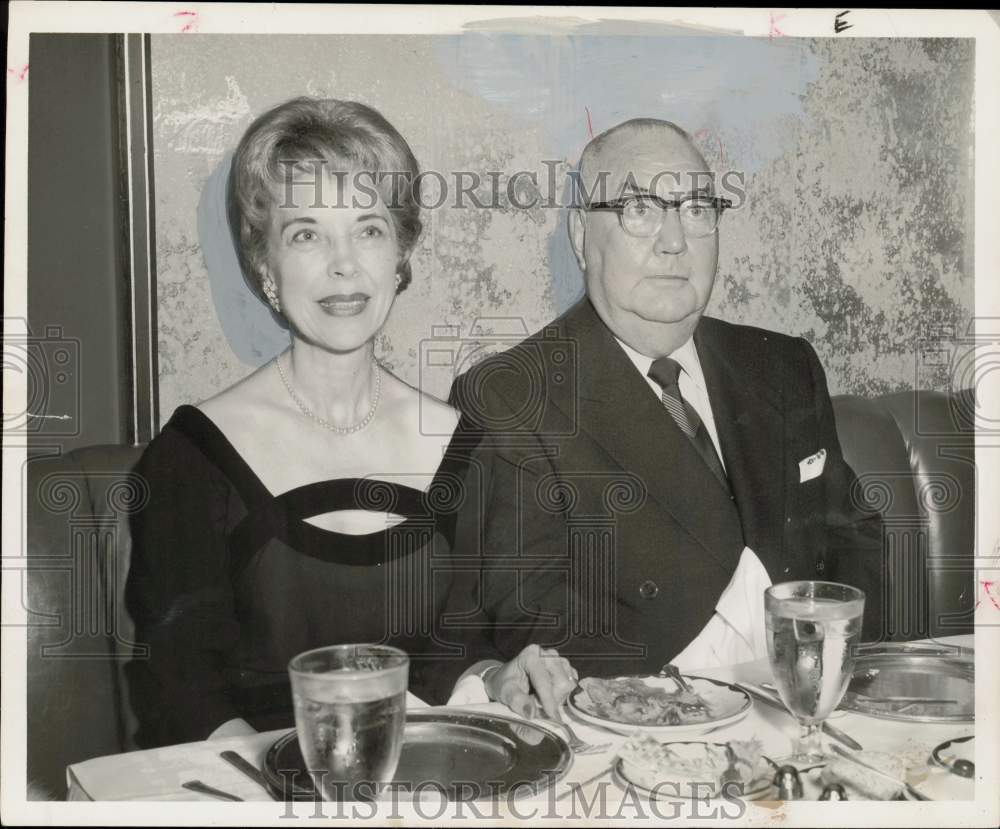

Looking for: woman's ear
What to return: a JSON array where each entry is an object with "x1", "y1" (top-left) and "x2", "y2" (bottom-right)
[{"x1": 567, "y1": 209, "x2": 587, "y2": 272}]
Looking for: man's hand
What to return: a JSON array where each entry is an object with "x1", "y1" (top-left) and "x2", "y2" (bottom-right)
[{"x1": 485, "y1": 644, "x2": 579, "y2": 718}]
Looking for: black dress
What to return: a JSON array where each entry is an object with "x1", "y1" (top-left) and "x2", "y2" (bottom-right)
[{"x1": 124, "y1": 406, "x2": 493, "y2": 748}]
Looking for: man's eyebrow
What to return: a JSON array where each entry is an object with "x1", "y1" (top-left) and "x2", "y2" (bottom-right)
[
  {"x1": 619, "y1": 184, "x2": 653, "y2": 196},
  {"x1": 618, "y1": 186, "x2": 715, "y2": 200}
]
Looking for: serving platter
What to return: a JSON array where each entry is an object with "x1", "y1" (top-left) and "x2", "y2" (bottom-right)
[
  {"x1": 568, "y1": 675, "x2": 752, "y2": 737},
  {"x1": 262, "y1": 709, "x2": 572, "y2": 801},
  {"x1": 840, "y1": 651, "x2": 974, "y2": 722}
]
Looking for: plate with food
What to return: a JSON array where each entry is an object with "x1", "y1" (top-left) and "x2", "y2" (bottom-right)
[
  {"x1": 615, "y1": 736, "x2": 773, "y2": 801},
  {"x1": 569, "y1": 674, "x2": 752, "y2": 736}
]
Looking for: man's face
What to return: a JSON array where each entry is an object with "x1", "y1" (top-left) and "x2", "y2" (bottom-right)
[{"x1": 571, "y1": 128, "x2": 719, "y2": 339}]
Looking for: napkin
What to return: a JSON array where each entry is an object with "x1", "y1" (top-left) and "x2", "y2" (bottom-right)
[
  {"x1": 446, "y1": 672, "x2": 492, "y2": 707},
  {"x1": 670, "y1": 546, "x2": 772, "y2": 670}
]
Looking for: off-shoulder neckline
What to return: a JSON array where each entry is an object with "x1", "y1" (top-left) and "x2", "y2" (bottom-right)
[{"x1": 164, "y1": 404, "x2": 477, "y2": 545}]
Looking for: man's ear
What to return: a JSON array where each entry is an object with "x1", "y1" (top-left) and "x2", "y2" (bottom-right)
[{"x1": 568, "y1": 209, "x2": 587, "y2": 272}]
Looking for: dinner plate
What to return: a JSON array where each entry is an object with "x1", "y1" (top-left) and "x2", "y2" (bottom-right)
[
  {"x1": 568, "y1": 675, "x2": 752, "y2": 736},
  {"x1": 840, "y1": 652, "x2": 974, "y2": 722},
  {"x1": 613, "y1": 742, "x2": 774, "y2": 802},
  {"x1": 262, "y1": 709, "x2": 571, "y2": 801}
]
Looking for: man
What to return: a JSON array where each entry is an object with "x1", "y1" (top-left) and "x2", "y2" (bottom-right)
[{"x1": 449, "y1": 118, "x2": 883, "y2": 696}]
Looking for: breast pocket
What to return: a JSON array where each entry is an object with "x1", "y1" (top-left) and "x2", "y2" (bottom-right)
[{"x1": 794, "y1": 473, "x2": 827, "y2": 518}]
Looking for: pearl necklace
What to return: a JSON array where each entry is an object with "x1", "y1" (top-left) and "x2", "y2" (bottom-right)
[{"x1": 275, "y1": 351, "x2": 381, "y2": 435}]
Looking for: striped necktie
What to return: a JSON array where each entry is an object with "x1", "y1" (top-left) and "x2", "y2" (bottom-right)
[{"x1": 647, "y1": 357, "x2": 730, "y2": 491}]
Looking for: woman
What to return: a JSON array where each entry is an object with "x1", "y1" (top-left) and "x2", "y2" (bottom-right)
[{"x1": 125, "y1": 97, "x2": 575, "y2": 748}]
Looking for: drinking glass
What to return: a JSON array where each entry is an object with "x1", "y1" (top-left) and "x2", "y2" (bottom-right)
[
  {"x1": 288, "y1": 644, "x2": 408, "y2": 801},
  {"x1": 764, "y1": 581, "x2": 865, "y2": 763}
]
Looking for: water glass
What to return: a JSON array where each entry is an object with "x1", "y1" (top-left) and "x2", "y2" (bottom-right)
[
  {"x1": 288, "y1": 644, "x2": 408, "y2": 801},
  {"x1": 764, "y1": 581, "x2": 865, "y2": 762}
]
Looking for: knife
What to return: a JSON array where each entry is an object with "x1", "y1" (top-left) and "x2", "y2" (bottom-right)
[
  {"x1": 736, "y1": 683, "x2": 864, "y2": 752},
  {"x1": 855, "y1": 642, "x2": 973, "y2": 660},
  {"x1": 182, "y1": 780, "x2": 244, "y2": 801},
  {"x1": 220, "y1": 750, "x2": 281, "y2": 801}
]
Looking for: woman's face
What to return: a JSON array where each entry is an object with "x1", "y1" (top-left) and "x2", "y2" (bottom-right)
[{"x1": 263, "y1": 169, "x2": 401, "y2": 353}]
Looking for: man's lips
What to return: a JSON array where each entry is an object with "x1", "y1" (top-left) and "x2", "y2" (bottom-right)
[{"x1": 317, "y1": 293, "x2": 370, "y2": 315}]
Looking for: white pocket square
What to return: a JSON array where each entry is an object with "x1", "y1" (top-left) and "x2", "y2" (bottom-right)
[{"x1": 799, "y1": 448, "x2": 827, "y2": 482}]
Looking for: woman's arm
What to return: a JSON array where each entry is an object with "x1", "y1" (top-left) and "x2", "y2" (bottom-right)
[{"x1": 124, "y1": 425, "x2": 244, "y2": 747}]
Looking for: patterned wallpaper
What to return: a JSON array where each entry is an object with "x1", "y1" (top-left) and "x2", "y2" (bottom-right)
[{"x1": 150, "y1": 34, "x2": 973, "y2": 422}]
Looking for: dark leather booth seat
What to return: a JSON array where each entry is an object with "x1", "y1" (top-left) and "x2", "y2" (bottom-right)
[
  {"x1": 831, "y1": 390, "x2": 975, "y2": 642},
  {"x1": 23, "y1": 390, "x2": 976, "y2": 798},
  {"x1": 25, "y1": 444, "x2": 145, "y2": 799}
]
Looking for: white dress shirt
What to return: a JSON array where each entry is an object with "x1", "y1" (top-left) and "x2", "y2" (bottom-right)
[{"x1": 614, "y1": 336, "x2": 726, "y2": 473}]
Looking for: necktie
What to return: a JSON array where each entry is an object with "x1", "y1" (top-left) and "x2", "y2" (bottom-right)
[{"x1": 648, "y1": 357, "x2": 730, "y2": 491}]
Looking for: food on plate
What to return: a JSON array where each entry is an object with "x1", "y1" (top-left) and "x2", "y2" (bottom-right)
[
  {"x1": 819, "y1": 751, "x2": 907, "y2": 800},
  {"x1": 617, "y1": 735, "x2": 766, "y2": 798},
  {"x1": 577, "y1": 676, "x2": 710, "y2": 725}
]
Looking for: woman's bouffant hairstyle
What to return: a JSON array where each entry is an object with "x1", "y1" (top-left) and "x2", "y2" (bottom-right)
[{"x1": 226, "y1": 97, "x2": 423, "y2": 305}]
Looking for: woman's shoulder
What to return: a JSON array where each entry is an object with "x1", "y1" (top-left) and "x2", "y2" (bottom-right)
[
  {"x1": 144, "y1": 375, "x2": 267, "y2": 488},
  {"x1": 196, "y1": 361, "x2": 276, "y2": 423},
  {"x1": 380, "y1": 371, "x2": 460, "y2": 439},
  {"x1": 136, "y1": 405, "x2": 229, "y2": 490}
]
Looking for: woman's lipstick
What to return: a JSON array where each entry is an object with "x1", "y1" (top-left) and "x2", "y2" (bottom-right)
[{"x1": 318, "y1": 293, "x2": 369, "y2": 316}]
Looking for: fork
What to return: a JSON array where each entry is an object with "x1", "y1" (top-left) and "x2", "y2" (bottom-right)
[
  {"x1": 720, "y1": 743, "x2": 743, "y2": 789},
  {"x1": 660, "y1": 663, "x2": 695, "y2": 693},
  {"x1": 542, "y1": 713, "x2": 612, "y2": 756},
  {"x1": 660, "y1": 663, "x2": 708, "y2": 714}
]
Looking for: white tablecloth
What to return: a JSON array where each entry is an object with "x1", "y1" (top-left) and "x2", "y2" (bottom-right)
[{"x1": 66, "y1": 637, "x2": 976, "y2": 805}]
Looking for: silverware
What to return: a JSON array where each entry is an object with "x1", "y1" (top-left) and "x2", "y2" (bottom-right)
[
  {"x1": 737, "y1": 682, "x2": 863, "y2": 751},
  {"x1": 660, "y1": 663, "x2": 695, "y2": 693},
  {"x1": 720, "y1": 743, "x2": 742, "y2": 788},
  {"x1": 762, "y1": 682, "x2": 957, "y2": 709},
  {"x1": 844, "y1": 693, "x2": 959, "y2": 706},
  {"x1": 830, "y1": 743, "x2": 931, "y2": 801},
  {"x1": 659, "y1": 662, "x2": 709, "y2": 714},
  {"x1": 856, "y1": 642, "x2": 973, "y2": 660},
  {"x1": 181, "y1": 780, "x2": 244, "y2": 801},
  {"x1": 542, "y1": 713, "x2": 611, "y2": 756},
  {"x1": 220, "y1": 750, "x2": 280, "y2": 801}
]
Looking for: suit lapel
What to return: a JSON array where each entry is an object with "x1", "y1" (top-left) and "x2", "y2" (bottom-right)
[
  {"x1": 695, "y1": 318, "x2": 787, "y2": 574},
  {"x1": 552, "y1": 301, "x2": 744, "y2": 573}
]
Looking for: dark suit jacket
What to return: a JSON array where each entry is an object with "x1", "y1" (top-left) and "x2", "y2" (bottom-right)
[{"x1": 447, "y1": 298, "x2": 883, "y2": 677}]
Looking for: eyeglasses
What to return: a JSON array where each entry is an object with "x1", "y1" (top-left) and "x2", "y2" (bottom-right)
[{"x1": 583, "y1": 194, "x2": 733, "y2": 238}]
